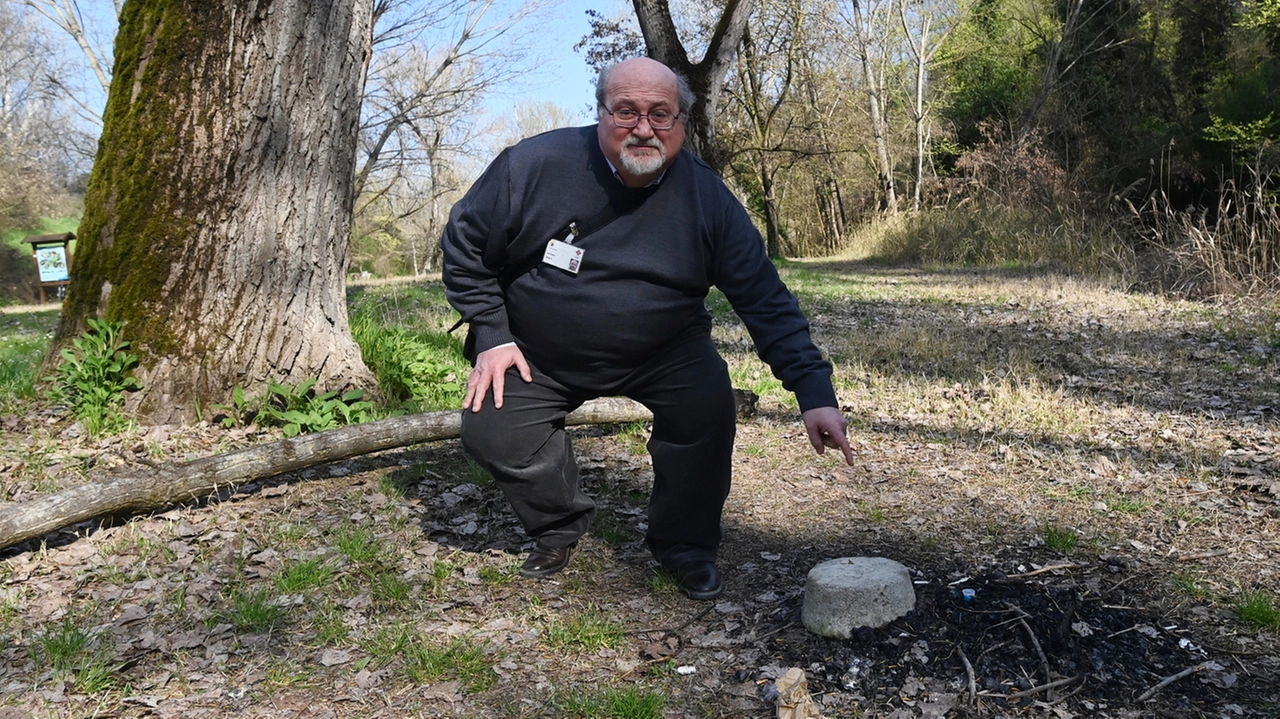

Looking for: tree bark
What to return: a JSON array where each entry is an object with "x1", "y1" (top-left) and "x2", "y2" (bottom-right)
[
  {"x1": 51, "y1": 0, "x2": 378, "y2": 424},
  {"x1": 0, "y1": 398, "x2": 653, "y2": 551},
  {"x1": 631, "y1": 0, "x2": 755, "y2": 171}
]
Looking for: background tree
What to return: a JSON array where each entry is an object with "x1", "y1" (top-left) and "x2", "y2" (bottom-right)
[
  {"x1": 722, "y1": 0, "x2": 813, "y2": 257},
  {"x1": 631, "y1": 0, "x2": 756, "y2": 170},
  {"x1": 898, "y1": 0, "x2": 972, "y2": 211},
  {"x1": 51, "y1": 0, "x2": 378, "y2": 424},
  {"x1": 843, "y1": 0, "x2": 900, "y2": 213}
]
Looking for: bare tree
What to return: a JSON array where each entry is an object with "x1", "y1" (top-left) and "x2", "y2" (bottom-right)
[
  {"x1": 0, "y1": 2, "x2": 88, "y2": 220},
  {"x1": 844, "y1": 0, "x2": 899, "y2": 214},
  {"x1": 1014, "y1": 0, "x2": 1129, "y2": 146},
  {"x1": 352, "y1": 0, "x2": 545, "y2": 275},
  {"x1": 19, "y1": 0, "x2": 115, "y2": 129},
  {"x1": 724, "y1": 0, "x2": 813, "y2": 257},
  {"x1": 898, "y1": 0, "x2": 973, "y2": 211}
]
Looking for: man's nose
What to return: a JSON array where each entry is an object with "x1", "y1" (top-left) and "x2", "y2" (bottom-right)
[{"x1": 631, "y1": 117, "x2": 657, "y2": 138}]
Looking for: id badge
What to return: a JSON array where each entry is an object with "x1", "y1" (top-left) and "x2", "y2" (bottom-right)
[{"x1": 543, "y1": 238, "x2": 585, "y2": 274}]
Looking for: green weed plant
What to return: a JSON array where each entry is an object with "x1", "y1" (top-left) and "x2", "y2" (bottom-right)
[
  {"x1": 349, "y1": 310, "x2": 466, "y2": 411},
  {"x1": 43, "y1": 318, "x2": 140, "y2": 435},
  {"x1": 216, "y1": 379, "x2": 374, "y2": 437}
]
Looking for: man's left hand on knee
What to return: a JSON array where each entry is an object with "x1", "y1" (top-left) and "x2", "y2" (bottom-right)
[{"x1": 802, "y1": 406, "x2": 854, "y2": 465}]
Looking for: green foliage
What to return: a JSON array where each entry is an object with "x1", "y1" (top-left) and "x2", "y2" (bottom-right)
[
  {"x1": 216, "y1": 379, "x2": 374, "y2": 437},
  {"x1": 262, "y1": 379, "x2": 374, "y2": 437},
  {"x1": 349, "y1": 309, "x2": 466, "y2": 412},
  {"x1": 43, "y1": 318, "x2": 141, "y2": 435},
  {"x1": 553, "y1": 685, "x2": 667, "y2": 719}
]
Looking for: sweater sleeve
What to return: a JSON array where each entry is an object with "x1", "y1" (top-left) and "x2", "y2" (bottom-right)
[
  {"x1": 441, "y1": 150, "x2": 517, "y2": 356},
  {"x1": 709, "y1": 191, "x2": 838, "y2": 413}
]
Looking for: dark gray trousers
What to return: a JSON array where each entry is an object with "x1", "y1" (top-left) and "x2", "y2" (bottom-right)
[{"x1": 459, "y1": 333, "x2": 736, "y2": 557}]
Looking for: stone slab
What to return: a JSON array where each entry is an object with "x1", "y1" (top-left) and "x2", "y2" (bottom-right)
[{"x1": 801, "y1": 556, "x2": 915, "y2": 638}]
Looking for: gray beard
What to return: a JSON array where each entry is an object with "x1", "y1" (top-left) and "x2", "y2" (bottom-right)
[{"x1": 619, "y1": 138, "x2": 666, "y2": 176}]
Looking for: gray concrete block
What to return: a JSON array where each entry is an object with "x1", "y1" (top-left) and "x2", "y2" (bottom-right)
[{"x1": 801, "y1": 557, "x2": 915, "y2": 638}]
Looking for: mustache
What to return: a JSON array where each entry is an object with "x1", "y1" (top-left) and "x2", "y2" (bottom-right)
[{"x1": 622, "y1": 136, "x2": 662, "y2": 150}]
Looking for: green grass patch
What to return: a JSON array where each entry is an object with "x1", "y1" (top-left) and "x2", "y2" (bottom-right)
[
  {"x1": 276, "y1": 557, "x2": 335, "y2": 593},
  {"x1": 369, "y1": 569, "x2": 412, "y2": 608},
  {"x1": 543, "y1": 606, "x2": 624, "y2": 651},
  {"x1": 616, "y1": 421, "x2": 649, "y2": 456},
  {"x1": 401, "y1": 636, "x2": 496, "y2": 692},
  {"x1": 1171, "y1": 571, "x2": 1215, "y2": 601},
  {"x1": 362, "y1": 626, "x2": 496, "y2": 692},
  {"x1": 29, "y1": 616, "x2": 123, "y2": 693},
  {"x1": 221, "y1": 587, "x2": 283, "y2": 633},
  {"x1": 1234, "y1": 590, "x2": 1280, "y2": 631},
  {"x1": 314, "y1": 602, "x2": 351, "y2": 646},
  {"x1": 478, "y1": 557, "x2": 522, "y2": 585},
  {"x1": 332, "y1": 524, "x2": 385, "y2": 566},
  {"x1": 0, "y1": 311, "x2": 56, "y2": 405},
  {"x1": 553, "y1": 684, "x2": 667, "y2": 719},
  {"x1": 30, "y1": 617, "x2": 92, "y2": 673},
  {"x1": 1042, "y1": 524, "x2": 1078, "y2": 553}
]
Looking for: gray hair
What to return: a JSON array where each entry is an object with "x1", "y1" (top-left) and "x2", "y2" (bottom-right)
[{"x1": 595, "y1": 60, "x2": 696, "y2": 118}]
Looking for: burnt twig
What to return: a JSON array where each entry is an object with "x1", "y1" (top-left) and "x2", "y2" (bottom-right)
[
  {"x1": 1136, "y1": 661, "x2": 1213, "y2": 702},
  {"x1": 1006, "y1": 563, "x2": 1080, "y2": 579},
  {"x1": 627, "y1": 604, "x2": 713, "y2": 636},
  {"x1": 956, "y1": 644, "x2": 976, "y2": 706},
  {"x1": 1004, "y1": 675, "x2": 1083, "y2": 700},
  {"x1": 1005, "y1": 603, "x2": 1052, "y2": 689}
]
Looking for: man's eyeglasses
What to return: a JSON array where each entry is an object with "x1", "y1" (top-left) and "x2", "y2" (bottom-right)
[{"x1": 602, "y1": 106, "x2": 680, "y2": 130}]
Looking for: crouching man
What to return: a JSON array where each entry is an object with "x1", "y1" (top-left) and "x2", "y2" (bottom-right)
[{"x1": 440, "y1": 57, "x2": 853, "y2": 600}]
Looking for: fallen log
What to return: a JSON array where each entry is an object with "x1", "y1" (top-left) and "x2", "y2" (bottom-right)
[{"x1": 0, "y1": 397, "x2": 659, "y2": 552}]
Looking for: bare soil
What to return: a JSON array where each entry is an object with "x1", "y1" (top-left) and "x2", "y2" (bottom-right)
[{"x1": 2, "y1": 264, "x2": 1279, "y2": 718}]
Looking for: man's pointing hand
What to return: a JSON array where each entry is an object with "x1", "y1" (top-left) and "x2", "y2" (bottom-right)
[{"x1": 801, "y1": 406, "x2": 854, "y2": 465}]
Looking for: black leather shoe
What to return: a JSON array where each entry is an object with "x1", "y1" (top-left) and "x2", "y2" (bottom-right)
[
  {"x1": 671, "y1": 560, "x2": 723, "y2": 600},
  {"x1": 519, "y1": 541, "x2": 573, "y2": 578},
  {"x1": 653, "y1": 543, "x2": 723, "y2": 600}
]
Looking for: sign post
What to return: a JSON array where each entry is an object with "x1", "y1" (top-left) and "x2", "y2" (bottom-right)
[{"x1": 21, "y1": 233, "x2": 74, "y2": 304}]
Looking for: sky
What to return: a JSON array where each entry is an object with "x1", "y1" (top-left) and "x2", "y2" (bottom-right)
[{"x1": 496, "y1": 0, "x2": 627, "y2": 124}]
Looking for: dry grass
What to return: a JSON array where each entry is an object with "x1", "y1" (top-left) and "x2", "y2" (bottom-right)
[{"x1": 1, "y1": 264, "x2": 1278, "y2": 716}]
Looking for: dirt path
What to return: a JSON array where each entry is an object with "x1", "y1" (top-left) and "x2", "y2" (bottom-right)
[{"x1": 1, "y1": 264, "x2": 1278, "y2": 717}]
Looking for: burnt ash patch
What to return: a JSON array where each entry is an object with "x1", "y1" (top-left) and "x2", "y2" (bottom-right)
[{"x1": 759, "y1": 568, "x2": 1277, "y2": 717}]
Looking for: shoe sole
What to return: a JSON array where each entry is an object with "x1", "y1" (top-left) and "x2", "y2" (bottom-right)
[
  {"x1": 682, "y1": 584, "x2": 724, "y2": 600},
  {"x1": 519, "y1": 564, "x2": 569, "y2": 579}
]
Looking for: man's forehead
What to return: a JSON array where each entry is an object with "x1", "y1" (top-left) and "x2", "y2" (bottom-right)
[{"x1": 605, "y1": 61, "x2": 679, "y2": 104}]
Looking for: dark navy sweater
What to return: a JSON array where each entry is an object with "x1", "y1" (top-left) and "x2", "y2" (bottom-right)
[{"x1": 441, "y1": 125, "x2": 837, "y2": 412}]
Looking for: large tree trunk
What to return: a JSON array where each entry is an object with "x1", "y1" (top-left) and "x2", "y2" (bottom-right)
[
  {"x1": 51, "y1": 0, "x2": 377, "y2": 424},
  {"x1": 631, "y1": 0, "x2": 755, "y2": 172}
]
